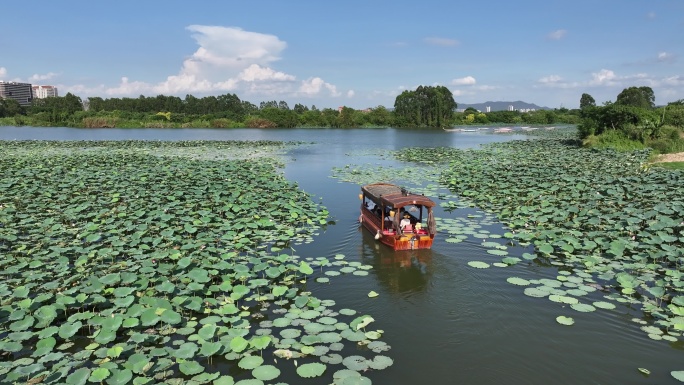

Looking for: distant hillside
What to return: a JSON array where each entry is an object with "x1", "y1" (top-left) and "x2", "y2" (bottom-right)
[{"x1": 456, "y1": 100, "x2": 551, "y2": 112}]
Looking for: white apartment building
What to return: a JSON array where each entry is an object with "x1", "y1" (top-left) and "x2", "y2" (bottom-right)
[{"x1": 32, "y1": 85, "x2": 58, "y2": 99}]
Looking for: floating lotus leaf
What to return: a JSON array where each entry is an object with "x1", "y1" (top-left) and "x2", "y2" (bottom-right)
[
  {"x1": 549, "y1": 295, "x2": 578, "y2": 305},
  {"x1": 487, "y1": 249, "x2": 508, "y2": 256},
  {"x1": 238, "y1": 355, "x2": 264, "y2": 370},
  {"x1": 321, "y1": 353, "x2": 344, "y2": 364},
  {"x1": 507, "y1": 277, "x2": 530, "y2": 286},
  {"x1": 58, "y1": 321, "x2": 82, "y2": 339},
  {"x1": 342, "y1": 355, "x2": 369, "y2": 371},
  {"x1": 280, "y1": 329, "x2": 301, "y2": 339},
  {"x1": 592, "y1": 301, "x2": 615, "y2": 310},
  {"x1": 672, "y1": 370, "x2": 684, "y2": 382},
  {"x1": 105, "y1": 368, "x2": 132, "y2": 385},
  {"x1": 368, "y1": 355, "x2": 394, "y2": 370},
  {"x1": 301, "y1": 345, "x2": 315, "y2": 354},
  {"x1": 296, "y1": 362, "x2": 326, "y2": 378},
  {"x1": 570, "y1": 303, "x2": 596, "y2": 313},
  {"x1": 213, "y1": 375, "x2": 235, "y2": 385},
  {"x1": 556, "y1": 316, "x2": 574, "y2": 326},
  {"x1": 66, "y1": 367, "x2": 91, "y2": 385},
  {"x1": 339, "y1": 309, "x2": 356, "y2": 316},
  {"x1": 367, "y1": 291, "x2": 379, "y2": 298},
  {"x1": 252, "y1": 365, "x2": 280, "y2": 381},
  {"x1": 467, "y1": 261, "x2": 490, "y2": 269},
  {"x1": 179, "y1": 360, "x2": 204, "y2": 376},
  {"x1": 173, "y1": 342, "x2": 198, "y2": 359},
  {"x1": 89, "y1": 367, "x2": 111, "y2": 382}
]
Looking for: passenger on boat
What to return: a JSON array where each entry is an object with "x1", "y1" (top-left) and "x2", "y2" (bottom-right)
[{"x1": 400, "y1": 213, "x2": 412, "y2": 232}]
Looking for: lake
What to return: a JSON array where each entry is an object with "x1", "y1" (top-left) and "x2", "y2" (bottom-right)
[{"x1": 1, "y1": 126, "x2": 682, "y2": 384}]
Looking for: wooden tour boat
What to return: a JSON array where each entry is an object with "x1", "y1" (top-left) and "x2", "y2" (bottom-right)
[{"x1": 358, "y1": 183, "x2": 437, "y2": 250}]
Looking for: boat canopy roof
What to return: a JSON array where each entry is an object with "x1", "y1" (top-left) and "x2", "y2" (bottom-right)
[{"x1": 361, "y1": 183, "x2": 436, "y2": 209}]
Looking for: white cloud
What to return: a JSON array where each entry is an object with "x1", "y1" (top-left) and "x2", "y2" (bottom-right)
[
  {"x1": 424, "y1": 37, "x2": 459, "y2": 47},
  {"x1": 590, "y1": 69, "x2": 618, "y2": 85},
  {"x1": 657, "y1": 51, "x2": 676, "y2": 63},
  {"x1": 29, "y1": 72, "x2": 58, "y2": 82},
  {"x1": 547, "y1": 29, "x2": 567, "y2": 40},
  {"x1": 347, "y1": 90, "x2": 355, "y2": 98},
  {"x1": 538, "y1": 75, "x2": 563, "y2": 84},
  {"x1": 662, "y1": 75, "x2": 684, "y2": 86},
  {"x1": 298, "y1": 77, "x2": 340, "y2": 97},
  {"x1": 0, "y1": 67, "x2": 7, "y2": 78},
  {"x1": 73, "y1": 25, "x2": 342, "y2": 101},
  {"x1": 451, "y1": 76, "x2": 476, "y2": 86},
  {"x1": 236, "y1": 64, "x2": 295, "y2": 82}
]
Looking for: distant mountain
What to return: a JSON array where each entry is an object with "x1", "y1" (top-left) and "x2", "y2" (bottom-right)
[{"x1": 456, "y1": 100, "x2": 551, "y2": 112}]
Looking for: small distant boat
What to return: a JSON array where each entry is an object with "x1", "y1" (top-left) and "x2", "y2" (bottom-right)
[
  {"x1": 494, "y1": 127, "x2": 513, "y2": 133},
  {"x1": 359, "y1": 183, "x2": 437, "y2": 250},
  {"x1": 442, "y1": 127, "x2": 463, "y2": 132},
  {"x1": 461, "y1": 128, "x2": 478, "y2": 132}
]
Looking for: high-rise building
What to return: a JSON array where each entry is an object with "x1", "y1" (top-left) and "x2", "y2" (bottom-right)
[
  {"x1": 32, "y1": 85, "x2": 58, "y2": 99},
  {"x1": 0, "y1": 81, "x2": 33, "y2": 107}
]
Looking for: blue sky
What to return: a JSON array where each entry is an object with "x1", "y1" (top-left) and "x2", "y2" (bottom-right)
[{"x1": 1, "y1": 0, "x2": 682, "y2": 109}]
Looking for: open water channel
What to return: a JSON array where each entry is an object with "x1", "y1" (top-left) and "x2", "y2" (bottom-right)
[{"x1": 2, "y1": 126, "x2": 683, "y2": 384}]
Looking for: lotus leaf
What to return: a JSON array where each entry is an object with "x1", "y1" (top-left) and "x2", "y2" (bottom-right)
[
  {"x1": 467, "y1": 261, "x2": 490, "y2": 269},
  {"x1": 252, "y1": 365, "x2": 280, "y2": 381},
  {"x1": 556, "y1": 316, "x2": 574, "y2": 326},
  {"x1": 296, "y1": 362, "x2": 326, "y2": 378},
  {"x1": 238, "y1": 355, "x2": 264, "y2": 370},
  {"x1": 179, "y1": 360, "x2": 204, "y2": 376},
  {"x1": 89, "y1": 367, "x2": 111, "y2": 382},
  {"x1": 66, "y1": 368, "x2": 91, "y2": 385},
  {"x1": 229, "y1": 336, "x2": 249, "y2": 353}
]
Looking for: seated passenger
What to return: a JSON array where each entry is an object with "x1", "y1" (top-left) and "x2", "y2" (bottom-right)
[{"x1": 400, "y1": 213, "x2": 412, "y2": 232}]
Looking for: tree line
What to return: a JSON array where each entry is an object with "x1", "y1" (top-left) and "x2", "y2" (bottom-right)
[{"x1": 0, "y1": 86, "x2": 617, "y2": 129}]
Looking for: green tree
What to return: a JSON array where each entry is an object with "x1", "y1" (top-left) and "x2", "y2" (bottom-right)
[
  {"x1": 393, "y1": 85, "x2": 456, "y2": 127},
  {"x1": 579, "y1": 93, "x2": 596, "y2": 109},
  {"x1": 616, "y1": 86, "x2": 655, "y2": 109},
  {"x1": 0, "y1": 97, "x2": 24, "y2": 117}
]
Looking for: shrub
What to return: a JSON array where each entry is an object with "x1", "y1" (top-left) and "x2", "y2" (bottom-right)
[{"x1": 583, "y1": 130, "x2": 646, "y2": 152}]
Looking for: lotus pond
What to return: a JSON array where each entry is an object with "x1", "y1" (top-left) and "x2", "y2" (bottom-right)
[{"x1": 2, "y1": 126, "x2": 684, "y2": 384}]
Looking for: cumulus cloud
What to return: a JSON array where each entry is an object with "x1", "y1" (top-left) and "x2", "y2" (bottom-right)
[
  {"x1": 424, "y1": 37, "x2": 459, "y2": 47},
  {"x1": 451, "y1": 76, "x2": 476, "y2": 86},
  {"x1": 590, "y1": 69, "x2": 618, "y2": 85},
  {"x1": 298, "y1": 77, "x2": 340, "y2": 97},
  {"x1": 0, "y1": 67, "x2": 7, "y2": 78},
  {"x1": 347, "y1": 90, "x2": 355, "y2": 98},
  {"x1": 61, "y1": 25, "x2": 341, "y2": 100},
  {"x1": 547, "y1": 29, "x2": 567, "y2": 40}
]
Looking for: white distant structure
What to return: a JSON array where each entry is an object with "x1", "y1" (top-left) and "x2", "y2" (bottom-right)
[
  {"x1": 486, "y1": 106, "x2": 491, "y2": 113},
  {"x1": 508, "y1": 105, "x2": 514, "y2": 111},
  {"x1": 32, "y1": 85, "x2": 58, "y2": 99}
]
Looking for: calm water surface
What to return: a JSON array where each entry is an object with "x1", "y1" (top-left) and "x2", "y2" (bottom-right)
[{"x1": 2, "y1": 126, "x2": 682, "y2": 384}]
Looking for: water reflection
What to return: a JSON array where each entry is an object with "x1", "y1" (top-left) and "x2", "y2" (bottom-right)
[{"x1": 358, "y1": 228, "x2": 432, "y2": 294}]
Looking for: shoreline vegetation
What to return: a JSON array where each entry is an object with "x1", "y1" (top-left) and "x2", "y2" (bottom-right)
[{"x1": 1, "y1": 84, "x2": 683, "y2": 155}]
